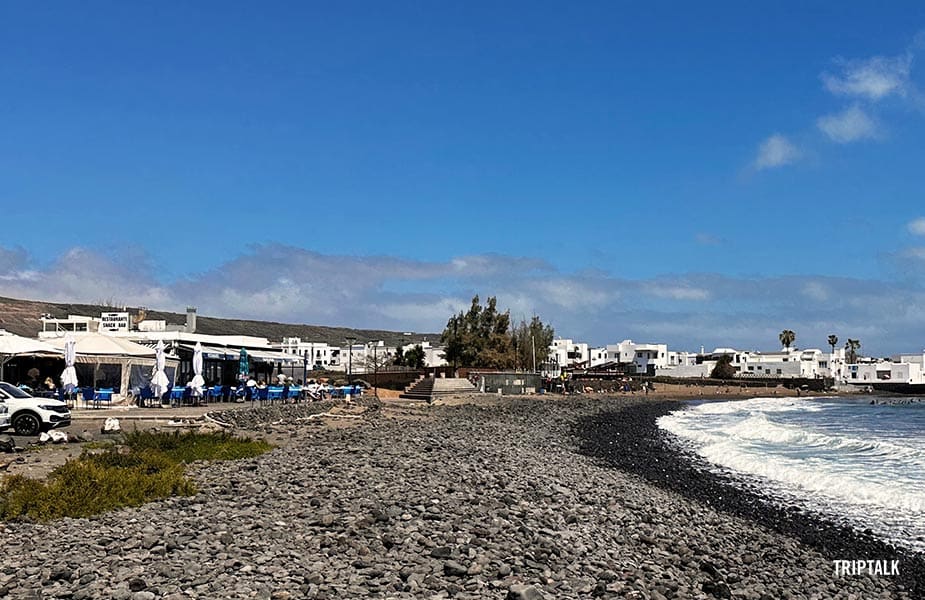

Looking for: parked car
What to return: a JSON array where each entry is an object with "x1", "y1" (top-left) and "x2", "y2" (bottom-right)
[
  {"x1": 0, "y1": 382, "x2": 71, "y2": 436},
  {"x1": 0, "y1": 402, "x2": 9, "y2": 432}
]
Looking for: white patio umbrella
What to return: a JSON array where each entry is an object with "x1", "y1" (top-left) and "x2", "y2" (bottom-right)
[
  {"x1": 60, "y1": 335, "x2": 79, "y2": 393},
  {"x1": 151, "y1": 339, "x2": 170, "y2": 400},
  {"x1": 189, "y1": 342, "x2": 205, "y2": 397}
]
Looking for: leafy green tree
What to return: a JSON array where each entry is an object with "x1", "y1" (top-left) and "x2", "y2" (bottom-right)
[
  {"x1": 711, "y1": 354, "x2": 736, "y2": 379},
  {"x1": 440, "y1": 296, "x2": 556, "y2": 370},
  {"x1": 392, "y1": 345, "x2": 405, "y2": 366},
  {"x1": 404, "y1": 344, "x2": 426, "y2": 369},
  {"x1": 827, "y1": 334, "x2": 838, "y2": 354},
  {"x1": 779, "y1": 329, "x2": 796, "y2": 351},
  {"x1": 511, "y1": 315, "x2": 555, "y2": 372}
]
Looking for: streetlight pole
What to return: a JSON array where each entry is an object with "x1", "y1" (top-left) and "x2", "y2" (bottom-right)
[
  {"x1": 371, "y1": 342, "x2": 379, "y2": 399},
  {"x1": 346, "y1": 336, "x2": 356, "y2": 384}
]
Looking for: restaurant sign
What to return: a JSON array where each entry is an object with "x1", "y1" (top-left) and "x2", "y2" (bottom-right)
[{"x1": 100, "y1": 312, "x2": 131, "y2": 333}]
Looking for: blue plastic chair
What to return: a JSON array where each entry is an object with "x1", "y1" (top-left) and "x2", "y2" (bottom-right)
[
  {"x1": 138, "y1": 386, "x2": 155, "y2": 408},
  {"x1": 257, "y1": 387, "x2": 269, "y2": 404},
  {"x1": 81, "y1": 387, "x2": 95, "y2": 408},
  {"x1": 96, "y1": 388, "x2": 114, "y2": 407},
  {"x1": 169, "y1": 386, "x2": 184, "y2": 407},
  {"x1": 267, "y1": 386, "x2": 284, "y2": 403}
]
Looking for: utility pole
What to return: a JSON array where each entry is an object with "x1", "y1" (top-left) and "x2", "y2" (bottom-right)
[
  {"x1": 531, "y1": 334, "x2": 536, "y2": 373},
  {"x1": 373, "y1": 342, "x2": 379, "y2": 399},
  {"x1": 452, "y1": 318, "x2": 458, "y2": 377},
  {"x1": 346, "y1": 336, "x2": 356, "y2": 384}
]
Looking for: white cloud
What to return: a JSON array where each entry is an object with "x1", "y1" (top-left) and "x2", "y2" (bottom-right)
[
  {"x1": 6, "y1": 244, "x2": 925, "y2": 355},
  {"x1": 753, "y1": 134, "x2": 801, "y2": 170},
  {"x1": 816, "y1": 105, "x2": 879, "y2": 143},
  {"x1": 908, "y1": 217, "x2": 925, "y2": 235},
  {"x1": 801, "y1": 281, "x2": 830, "y2": 302},
  {"x1": 644, "y1": 284, "x2": 710, "y2": 301},
  {"x1": 821, "y1": 54, "x2": 912, "y2": 101},
  {"x1": 529, "y1": 278, "x2": 615, "y2": 310}
]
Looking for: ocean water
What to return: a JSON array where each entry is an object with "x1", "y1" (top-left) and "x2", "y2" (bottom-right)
[{"x1": 658, "y1": 396, "x2": 925, "y2": 552}]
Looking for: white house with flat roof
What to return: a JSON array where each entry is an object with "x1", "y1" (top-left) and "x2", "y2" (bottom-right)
[
  {"x1": 738, "y1": 348, "x2": 832, "y2": 379},
  {"x1": 549, "y1": 339, "x2": 591, "y2": 369},
  {"x1": 419, "y1": 341, "x2": 447, "y2": 368},
  {"x1": 601, "y1": 340, "x2": 669, "y2": 375},
  {"x1": 846, "y1": 351, "x2": 925, "y2": 385},
  {"x1": 279, "y1": 338, "x2": 342, "y2": 369}
]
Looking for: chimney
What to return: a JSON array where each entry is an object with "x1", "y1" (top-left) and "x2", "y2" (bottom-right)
[{"x1": 186, "y1": 307, "x2": 197, "y2": 333}]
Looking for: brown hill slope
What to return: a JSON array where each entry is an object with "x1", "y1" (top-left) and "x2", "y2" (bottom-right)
[{"x1": 0, "y1": 295, "x2": 439, "y2": 346}]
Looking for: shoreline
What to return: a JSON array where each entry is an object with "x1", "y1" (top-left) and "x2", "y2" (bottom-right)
[{"x1": 573, "y1": 398, "x2": 925, "y2": 596}]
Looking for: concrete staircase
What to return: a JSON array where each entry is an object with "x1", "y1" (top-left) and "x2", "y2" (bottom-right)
[{"x1": 399, "y1": 377, "x2": 477, "y2": 401}]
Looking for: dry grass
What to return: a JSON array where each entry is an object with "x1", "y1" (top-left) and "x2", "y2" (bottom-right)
[{"x1": 0, "y1": 430, "x2": 271, "y2": 522}]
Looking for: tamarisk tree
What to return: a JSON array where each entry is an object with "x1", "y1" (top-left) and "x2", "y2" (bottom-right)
[{"x1": 441, "y1": 295, "x2": 555, "y2": 371}]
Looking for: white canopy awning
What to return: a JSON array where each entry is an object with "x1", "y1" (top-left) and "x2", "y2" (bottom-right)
[
  {"x1": 0, "y1": 332, "x2": 64, "y2": 380},
  {"x1": 0, "y1": 332, "x2": 63, "y2": 356},
  {"x1": 176, "y1": 344, "x2": 301, "y2": 363},
  {"x1": 46, "y1": 333, "x2": 155, "y2": 357},
  {"x1": 247, "y1": 349, "x2": 304, "y2": 363},
  {"x1": 177, "y1": 343, "x2": 239, "y2": 360}
]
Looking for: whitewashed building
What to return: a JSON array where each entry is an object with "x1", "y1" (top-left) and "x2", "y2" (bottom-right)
[
  {"x1": 601, "y1": 340, "x2": 669, "y2": 375},
  {"x1": 548, "y1": 339, "x2": 590, "y2": 369},
  {"x1": 279, "y1": 338, "x2": 342, "y2": 369},
  {"x1": 420, "y1": 341, "x2": 447, "y2": 368},
  {"x1": 739, "y1": 348, "x2": 832, "y2": 379},
  {"x1": 846, "y1": 351, "x2": 925, "y2": 385}
]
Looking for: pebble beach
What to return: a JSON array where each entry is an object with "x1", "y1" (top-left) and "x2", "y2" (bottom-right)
[{"x1": 1, "y1": 395, "x2": 921, "y2": 599}]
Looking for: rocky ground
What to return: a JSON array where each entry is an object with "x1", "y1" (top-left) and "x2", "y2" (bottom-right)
[{"x1": 0, "y1": 395, "x2": 919, "y2": 599}]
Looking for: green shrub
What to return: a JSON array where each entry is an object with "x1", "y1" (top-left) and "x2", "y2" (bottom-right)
[
  {"x1": 123, "y1": 430, "x2": 272, "y2": 463},
  {"x1": 0, "y1": 430, "x2": 271, "y2": 522}
]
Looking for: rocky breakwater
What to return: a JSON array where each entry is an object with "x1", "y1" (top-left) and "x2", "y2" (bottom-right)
[{"x1": 0, "y1": 396, "x2": 916, "y2": 598}]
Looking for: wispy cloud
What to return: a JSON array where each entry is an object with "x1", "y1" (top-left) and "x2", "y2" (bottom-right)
[
  {"x1": 643, "y1": 283, "x2": 711, "y2": 301},
  {"x1": 801, "y1": 281, "x2": 830, "y2": 302},
  {"x1": 5, "y1": 244, "x2": 925, "y2": 355},
  {"x1": 753, "y1": 39, "x2": 921, "y2": 164},
  {"x1": 752, "y1": 134, "x2": 801, "y2": 170},
  {"x1": 0, "y1": 246, "x2": 31, "y2": 280},
  {"x1": 908, "y1": 217, "x2": 925, "y2": 235},
  {"x1": 821, "y1": 54, "x2": 912, "y2": 101},
  {"x1": 898, "y1": 247, "x2": 925, "y2": 261},
  {"x1": 816, "y1": 105, "x2": 880, "y2": 143},
  {"x1": 694, "y1": 233, "x2": 723, "y2": 246}
]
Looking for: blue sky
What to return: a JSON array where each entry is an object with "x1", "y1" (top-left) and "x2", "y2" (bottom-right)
[{"x1": 3, "y1": 2, "x2": 925, "y2": 355}]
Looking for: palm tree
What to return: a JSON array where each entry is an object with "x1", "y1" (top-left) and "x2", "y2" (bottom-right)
[
  {"x1": 845, "y1": 339, "x2": 861, "y2": 364},
  {"x1": 779, "y1": 329, "x2": 796, "y2": 351},
  {"x1": 827, "y1": 334, "x2": 838, "y2": 354}
]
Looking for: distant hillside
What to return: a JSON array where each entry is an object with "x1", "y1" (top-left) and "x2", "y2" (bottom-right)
[{"x1": 0, "y1": 295, "x2": 440, "y2": 346}]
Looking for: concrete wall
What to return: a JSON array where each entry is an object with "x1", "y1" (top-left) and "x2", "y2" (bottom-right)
[{"x1": 480, "y1": 373, "x2": 543, "y2": 395}]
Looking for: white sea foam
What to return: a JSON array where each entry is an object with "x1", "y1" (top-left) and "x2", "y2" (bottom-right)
[
  {"x1": 696, "y1": 441, "x2": 925, "y2": 513},
  {"x1": 658, "y1": 396, "x2": 925, "y2": 551},
  {"x1": 686, "y1": 397, "x2": 823, "y2": 415}
]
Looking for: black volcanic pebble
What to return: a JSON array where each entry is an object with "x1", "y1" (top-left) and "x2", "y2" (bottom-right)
[{"x1": 573, "y1": 399, "x2": 925, "y2": 597}]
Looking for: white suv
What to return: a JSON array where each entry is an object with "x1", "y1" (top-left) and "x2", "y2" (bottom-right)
[
  {"x1": 0, "y1": 382, "x2": 71, "y2": 436},
  {"x1": 0, "y1": 403, "x2": 8, "y2": 432}
]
